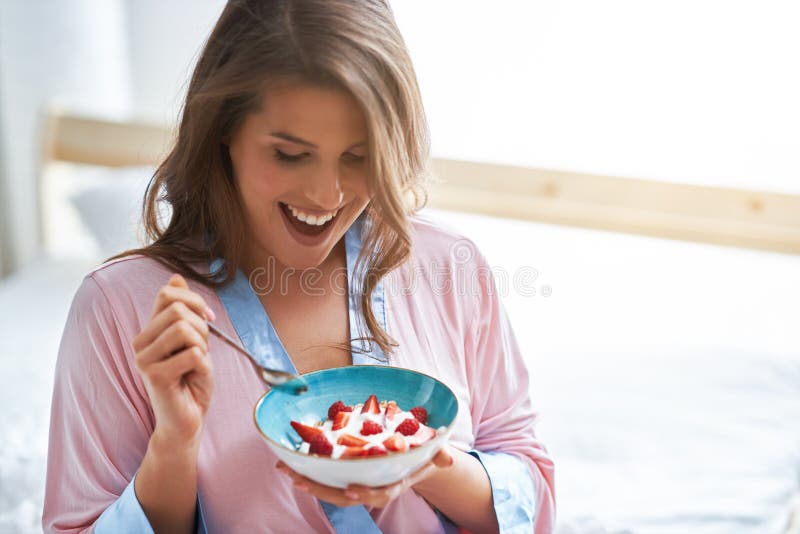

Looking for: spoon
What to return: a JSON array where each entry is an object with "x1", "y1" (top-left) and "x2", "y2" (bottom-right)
[{"x1": 206, "y1": 321, "x2": 308, "y2": 395}]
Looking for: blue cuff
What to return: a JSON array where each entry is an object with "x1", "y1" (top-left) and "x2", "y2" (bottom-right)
[
  {"x1": 95, "y1": 474, "x2": 207, "y2": 534},
  {"x1": 468, "y1": 450, "x2": 536, "y2": 534},
  {"x1": 95, "y1": 474, "x2": 154, "y2": 534}
]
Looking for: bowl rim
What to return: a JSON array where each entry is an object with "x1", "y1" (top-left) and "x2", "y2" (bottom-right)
[{"x1": 252, "y1": 364, "x2": 459, "y2": 463}]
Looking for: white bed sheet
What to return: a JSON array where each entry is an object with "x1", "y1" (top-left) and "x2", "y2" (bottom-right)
[
  {"x1": 0, "y1": 255, "x2": 94, "y2": 534},
  {"x1": 424, "y1": 208, "x2": 800, "y2": 534},
  {"x1": 1, "y1": 211, "x2": 799, "y2": 534}
]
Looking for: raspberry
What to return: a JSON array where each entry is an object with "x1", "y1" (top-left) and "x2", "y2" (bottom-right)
[
  {"x1": 308, "y1": 434, "x2": 333, "y2": 456},
  {"x1": 360, "y1": 420, "x2": 383, "y2": 436},
  {"x1": 410, "y1": 406, "x2": 428, "y2": 424},
  {"x1": 396, "y1": 418, "x2": 420, "y2": 436},
  {"x1": 328, "y1": 400, "x2": 353, "y2": 420}
]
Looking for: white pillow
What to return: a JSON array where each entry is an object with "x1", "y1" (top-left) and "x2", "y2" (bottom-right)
[{"x1": 68, "y1": 166, "x2": 157, "y2": 256}]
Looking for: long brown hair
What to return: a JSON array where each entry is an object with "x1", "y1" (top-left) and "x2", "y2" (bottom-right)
[{"x1": 112, "y1": 0, "x2": 430, "y2": 357}]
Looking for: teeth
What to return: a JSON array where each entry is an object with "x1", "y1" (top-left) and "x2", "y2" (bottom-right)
[{"x1": 286, "y1": 203, "x2": 338, "y2": 226}]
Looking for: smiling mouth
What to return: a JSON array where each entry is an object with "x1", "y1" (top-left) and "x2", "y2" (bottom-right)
[{"x1": 278, "y1": 202, "x2": 339, "y2": 236}]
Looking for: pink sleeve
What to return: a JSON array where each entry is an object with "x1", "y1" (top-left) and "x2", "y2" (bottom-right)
[
  {"x1": 43, "y1": 275, "x2": 154, "y2": 533},
  {"x1": 464, "y1": 248, "x2": 556, "y2": 531}
]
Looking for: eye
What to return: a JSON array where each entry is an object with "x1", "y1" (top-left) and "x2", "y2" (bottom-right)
[
  {"x1": 274, "y1": 149, "x2": 309, "y2": 163},
  {"x1": 343, "y1": 152, "x2": 366, "y2": 163}
]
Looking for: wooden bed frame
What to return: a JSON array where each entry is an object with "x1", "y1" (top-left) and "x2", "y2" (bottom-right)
[{"x1": 42, "y1": 109, "x2": 800, "y2": 255}]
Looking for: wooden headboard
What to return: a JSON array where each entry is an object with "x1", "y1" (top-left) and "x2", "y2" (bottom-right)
[{"x1": 42, "y1": 109, "x2": 800, "y2": 255}]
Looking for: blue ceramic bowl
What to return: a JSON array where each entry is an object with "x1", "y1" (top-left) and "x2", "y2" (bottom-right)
[{"x1": 254, "y1": 365, "x2": 459, "y2": 488}]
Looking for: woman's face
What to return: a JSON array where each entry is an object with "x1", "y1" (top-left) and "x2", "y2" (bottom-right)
[{"x1": 228, "y1": 83, "x2": 371, "y2": 272}]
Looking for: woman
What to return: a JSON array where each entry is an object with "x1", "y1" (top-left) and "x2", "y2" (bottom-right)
[{"x1": 43, "y1": 1, "x2": 555, "y2": 532}]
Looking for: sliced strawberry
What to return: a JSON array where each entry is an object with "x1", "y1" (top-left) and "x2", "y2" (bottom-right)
[
  {"x1": 366, "y1": 446, "x2": 388, "y2": 457},
  {"x1": 384, "y1": 401, "x2": 400, "y2": 421},
  {"x1": 410, "y1": 406, "x2": 428, "y2": 424},
  {"x1": 407, "y1": 424, "x2": 436, "y2": 448},
  {"x1": 308, "y1": 434, "x2": 333, "y2": 456},
  {"x1": 361, "y1": 394, "x2": 380, "y2": 415},
  {"x1": 337, "y1": 433, "x2": 369, "y2": 447},
  {"x1": 291, "y1": 421, "x2": 323, "y2": 443},
  {"x1": 382, "y1": 434, "x2": 409, "y2": 453},
  {"x1": 340, "y1": 446, "x2": 366, "y2": 458},
  {"x1": 332, "y1": 411, "x2": 351, "y2": 431}
]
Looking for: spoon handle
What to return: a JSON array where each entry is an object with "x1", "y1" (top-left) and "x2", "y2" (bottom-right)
[{"x1": 206, "y1": 321, "x2": 307, "y2": 394}]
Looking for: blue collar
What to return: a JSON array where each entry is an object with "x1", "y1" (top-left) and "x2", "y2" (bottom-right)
[{"x1": 210, "y1": 212, "x2": 385, "y2": 533}]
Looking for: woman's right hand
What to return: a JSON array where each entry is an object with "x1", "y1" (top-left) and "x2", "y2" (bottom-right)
[{"x1": 132, "y1": 273, "x2": 215, "y2": 449}]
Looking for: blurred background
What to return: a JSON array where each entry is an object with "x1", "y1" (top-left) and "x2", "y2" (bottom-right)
[{"x1": 1, "y1": 1, "x2": 799, "y2": 533}]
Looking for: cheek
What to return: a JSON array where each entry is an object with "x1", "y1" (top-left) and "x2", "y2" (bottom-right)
[
  {"x1": 343, "y1": 165, "x2": 372, "y2": 196},
  {"x1": 233, "y1": 152, "x2": 292, "y2": 201}
]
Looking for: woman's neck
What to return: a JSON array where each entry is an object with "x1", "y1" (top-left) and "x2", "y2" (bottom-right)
[{"x1": 241, "y1": 239, "x2": 347, "y2": 300}]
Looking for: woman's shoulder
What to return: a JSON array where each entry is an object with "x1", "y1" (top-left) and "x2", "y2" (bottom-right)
[
  {"x1": 77, "y1": 254, "x2": 215, "y2": 315},
  {"x1": 87, "y1": 254, "x2": 174, "y2": 291},
  {"x1": 70, "y1": 255, "x2": 167, "y2": 315},
  {"x1": 407, "y1": 212, "x2": 488, "y2": 267}
]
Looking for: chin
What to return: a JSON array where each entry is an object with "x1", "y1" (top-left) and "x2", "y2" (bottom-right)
[{"x1": 276, "y1": 247, "x2": 334, "y2": 271}]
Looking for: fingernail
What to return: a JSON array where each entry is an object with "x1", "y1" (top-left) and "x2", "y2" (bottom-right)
[
  {"x1": 345, "y1": 490, "x2": 360, "y2": 500},
  {"x1": 205, "y1": 306, "x2": 216, "y2": 322}
]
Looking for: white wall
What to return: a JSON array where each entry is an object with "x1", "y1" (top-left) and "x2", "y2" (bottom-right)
[
  {"x1": 123, "y1": 0, "x2": 225, "y2": 123},
  {"x1": 0, "y1": 0, "x2": 132, "y2": 275},
  {"x1": 119, "y1": 0, "x2": 800, "y2": 192},
  {"x1": 68, "y1": 0, "x2": 800, "y2": 194},
  {"x1": 391, "y1": 0, "x2": 800, "y2": 193},
  {"x1": 0, "y1": 105, "x2": 10, "y2": 277},
  {"x1": 1, "y1": 0, "x2": 798, "y2": 275}
]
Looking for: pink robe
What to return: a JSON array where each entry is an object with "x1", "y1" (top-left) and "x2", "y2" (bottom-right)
[{"x1": 43, "y1": 213, "x2": 555, "y2": 533}]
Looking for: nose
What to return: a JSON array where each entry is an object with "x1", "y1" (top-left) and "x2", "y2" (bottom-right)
[{"x1": 304, "y1": 166, "x2": 344, "y2": 210}]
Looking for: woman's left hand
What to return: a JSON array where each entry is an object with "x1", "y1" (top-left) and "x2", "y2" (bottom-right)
[{"x1": 275, "y1": 446, "x2": 454, "y2": 508}]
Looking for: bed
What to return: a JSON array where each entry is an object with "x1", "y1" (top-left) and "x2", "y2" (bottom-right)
[{"x1": 1, "y1": 113, "x2": 798, "y2": 533}]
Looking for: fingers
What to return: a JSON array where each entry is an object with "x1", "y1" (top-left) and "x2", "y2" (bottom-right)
[
  {"x1": 340, "y1": 480, "x2": 409, "y2": 508},
  {"x1": 345, "y1": 459, "x2": 439, "y2": 506},
  {"x1": 150, "y1": 274, "x2": 211, "y2": 321},
  {"x1": 134, "y1": 299, "x2": 209, "y2": 354},
  {"x1": 139, "y1": 345, "x2": 211, "y2": 389},
  {"x1": 275, "y1": 465, "x2": 358, "y2": 507},
  {"x1": 133, "y1": 273, "x2": 213, "y2": 362},
  {"x1": 135, "y1": 317, "x2": 209, "y2": 368}
]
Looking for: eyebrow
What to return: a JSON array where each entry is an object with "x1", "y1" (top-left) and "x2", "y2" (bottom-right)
[{"x1": 269, "y1": 131, "x2": 366, "y2": 151}]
